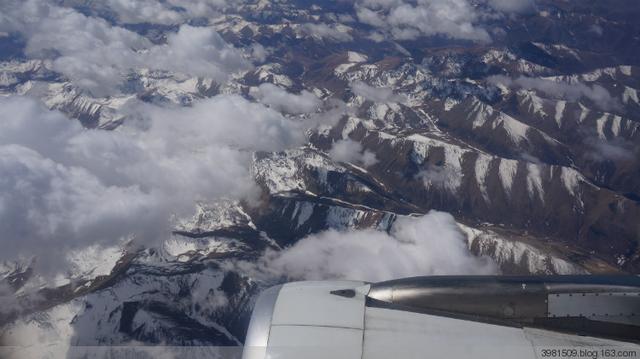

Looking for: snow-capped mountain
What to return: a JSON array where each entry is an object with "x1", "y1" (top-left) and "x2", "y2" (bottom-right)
[{"x1": 1, "y1": 0, "x2": 639, "y2": 356}]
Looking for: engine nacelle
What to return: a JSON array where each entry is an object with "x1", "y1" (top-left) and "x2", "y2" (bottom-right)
[{"x1": 242, "y1": 276, "x2": 640, "y2": 359}]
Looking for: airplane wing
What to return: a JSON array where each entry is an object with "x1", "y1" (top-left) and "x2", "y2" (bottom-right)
[{"x1": 242, "y1": 276, "x2": 640, "y2": 359}]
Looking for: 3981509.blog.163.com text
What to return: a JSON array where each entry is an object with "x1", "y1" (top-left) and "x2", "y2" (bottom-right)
[{"x1": 539, "y1": 347, "x2": 639, "y2": 359}]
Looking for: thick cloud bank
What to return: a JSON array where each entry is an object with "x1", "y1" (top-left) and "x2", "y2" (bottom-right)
[
  {"x1": 237, "y1": 211, "x2": 497, "y2": 282},
  {"x1": 0, "y1": 95, "x2": 305, "y2": 273}
]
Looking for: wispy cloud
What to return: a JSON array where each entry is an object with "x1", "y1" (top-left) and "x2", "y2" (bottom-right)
[
  {"x1": 351, "y1": 81, "x2": 406, "y2": 103},
  {"x1": 300, "y1": 23, "x2": 354, "y2": 42},
  {"x1": 489, "y1": 75, "x2": 621, "y2": 111},
  {"x1": 253, "y1": 83, "x2": 322, "y2": 114},
  {"x1": 329, "y1": 139, "x2": 379, "y2": 167}
]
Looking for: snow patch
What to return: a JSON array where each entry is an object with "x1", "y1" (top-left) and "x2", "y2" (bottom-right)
[
  {"x1": 526, "y1": 163, "x2": 544, "y2": 202},
  {"x1": 444, "y1": 98, "x2": 459, "y2": 111},
  {"x1": 620, "y1": 66, "x2": 632, "y2": 76},
  {"x1": 558, "y1": 167, "x2": 581, "y2": 197},
  {"x1": 596, "y1": 115, "x2": 609, "y2": 139},
  {"x1": 407, "y1": 135, "x2": 467, "y2": 193},
  {"x1": 293, "y1": 201, "x2": 314, "y2": 228},
  {"x1": 578, "y1": 103, "x2": 590, "y2": 123},
  {"x1": 66, "y1": 245, "x2": 123, "y2": 280},
  {"x1": 495, "y1": 113, "x2": 528, "y2": 145},
  {"x1": 611, "y1": 116, "x2": 622, "y2": 137},
  {"x1": 498, "y1": 159, "x2": 519, "y2": 195},
  {"x1": 474, "y1": 155, "x2": 493, "y2": 202},
  {"x1": 461, "y1": 225, "x2": 587, "y2": 275},
  {"x1": 163, "y1": 236, "x2": 243, "y2": 258},
  {"x1": 554, "y1": 101, "x2": 566, "y2": 127},
  {"x1": 623, "y1": 86, "x2": 638, "y2": 105},
  {"x1": 521, "y1": 90, "x2": 547, "y2": 117},
  {"x1": 467, "y1": 99, "x2": 490, "y2": 129}
]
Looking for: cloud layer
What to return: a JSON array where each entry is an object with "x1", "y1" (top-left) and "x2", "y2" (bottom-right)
[
  {"x1": 0, "y1": 95, "x2": 306, "y2": 273},
  {"x1": 0, "y1": 0, "x2": 250, "y2": 96},
  {"x1": 354, "y1": 0, "x2": 537, "y2": 42},
  {"x1": 103, "y1": 0, "x2": 235, "y2": 25},
  {"x1": 355, "y1": 0, "x2": 491, "y2": 42}
]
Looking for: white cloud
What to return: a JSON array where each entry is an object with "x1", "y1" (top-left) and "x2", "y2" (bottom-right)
[
  {"x1": 305, "y1": 98, "x2": 352, "y2": 129},
  {"x1": 329, "y1": 139, "x2": 378, "y2": 167},
  {"x1": 104, "y1": 0, "x2": 240, "y2": 25},
  {"x1": 0, "y1": 95, "x2": 307, "y2": 275},
  {"x1": 250, "y1": 43, "x2": 269, "y2": 63},
  {"x1": 300, "y1": 23, "x2": 354, "y2": 42},
  {"x1": 489, "y1": 75, "x2": 621, "y2": 111},
  {"x1": 351, "y1": 81, "x2": 406, "y2": 103},
  {"x1": 235, "y1": 211, "x2": 497, "y2": 282},
  {"x1": 585, "y1": 137, "x2": 634, "y2": 162},
  {"x1": 355, "y1": 7, "x2": 388, "y2": 28},
  {"x1": 418, "y1": 166, "x2": 459, "y2": 189},
  {"x1": 0, "y1": 0, "x2": 250, "y2": 96},
  {"x1": 253, "y1": 83, "x2": 322, "y2": 114},
  {"x1": 104, "y1": 0, "x2": 185, "y2": 25},
  {"x1": 355, "y1": 0, "x2": 492, "y2": 42},
  {"x1": 0, "y1": 144, "x2": 169, "y2": 270},
  {"x1": 354, "y1": 0, "x2": 536, "y2": 41},
  {"x1": 145, "y1": 25, "x2": 251, "y2": 81}
]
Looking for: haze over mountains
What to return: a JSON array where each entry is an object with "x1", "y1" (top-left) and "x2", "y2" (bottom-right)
[{"x1": 0, "y1": 0, "x2": 639, "y2": 356}]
